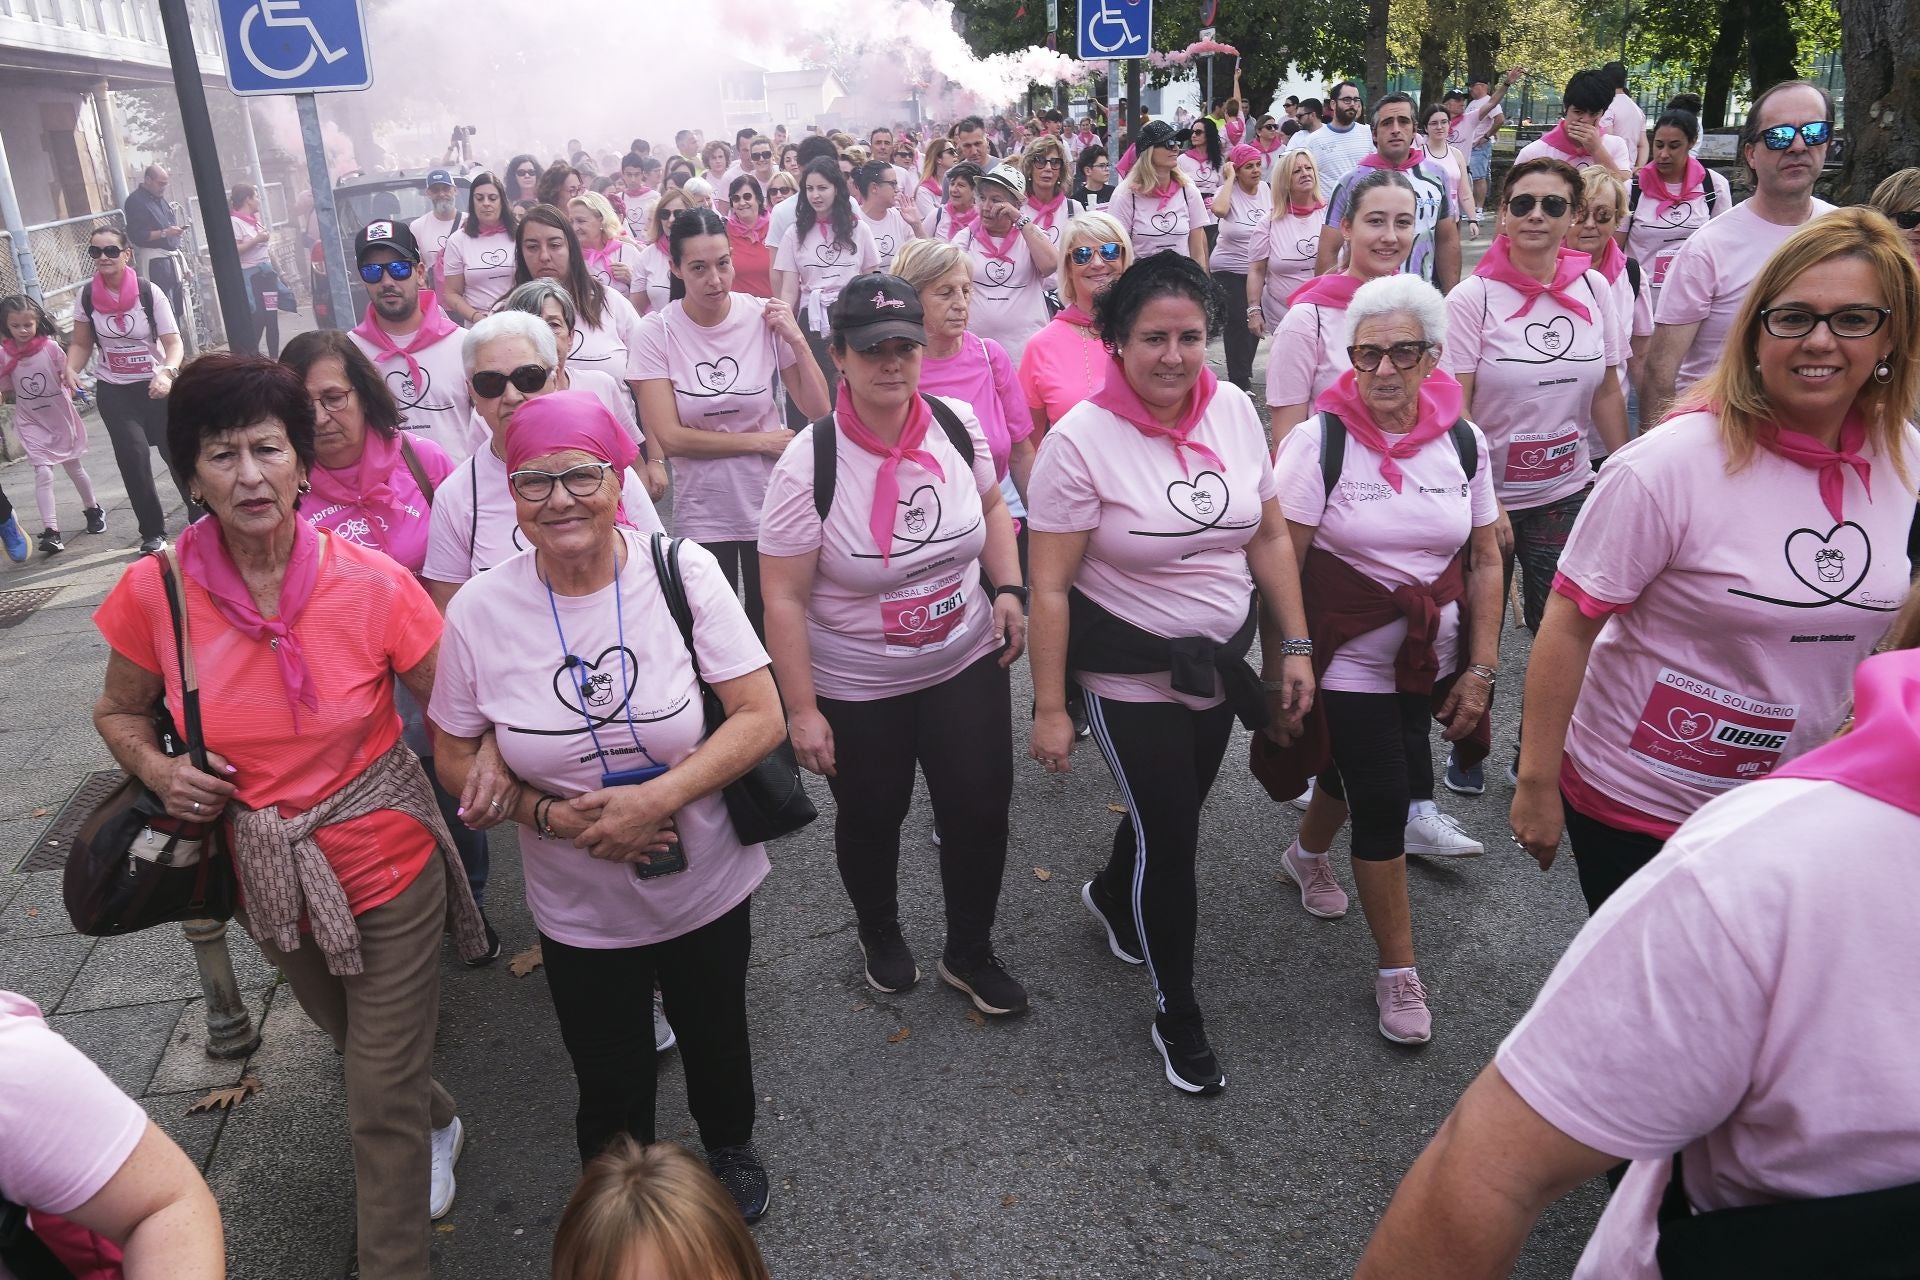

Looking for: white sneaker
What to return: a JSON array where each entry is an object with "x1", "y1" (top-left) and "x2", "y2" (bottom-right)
[
  {"x1": 429, "y1": 1116, "x2": 463, "y2": 1220},
  {"x1": 1288, "y1": 779, "x2": 1315, "y2": 812},
  {"x1": 654, "y1": 990, "x2": 677, "y2": 1053},
  {"x1": 1404, "y1": 809, "x2": 1484, "y2": 859}
]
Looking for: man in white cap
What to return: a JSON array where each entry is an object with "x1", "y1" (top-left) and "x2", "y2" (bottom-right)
[{"x1": 409, "y1": 169, "x2": 460, "y2": 286}]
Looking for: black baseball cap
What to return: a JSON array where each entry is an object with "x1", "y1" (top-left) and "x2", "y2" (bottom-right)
[
  {"x1": 354, "y1": 219, "x2": 421, "y2": 264},
  {"x1": 829, "y1": 273, "x2": 926, "y2": 350}
]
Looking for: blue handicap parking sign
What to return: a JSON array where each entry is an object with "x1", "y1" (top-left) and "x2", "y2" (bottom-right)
[
  {"x1": 1079, "y1": 0, "x2": 1152, "y2": 59},
  {"x1": 217, "y1": 0, "x2": 372, "y2": 95}
]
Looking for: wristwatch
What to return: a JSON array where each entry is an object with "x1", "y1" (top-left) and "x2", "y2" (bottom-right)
[
  {"x1": 993, "y1": 584, "x2": 1030, "y2": 606},
  {"x1": 1014, "y1": 214, "x2": 1033, "y2": 229}
]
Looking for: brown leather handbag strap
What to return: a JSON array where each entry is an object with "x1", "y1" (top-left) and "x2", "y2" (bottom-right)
[{"x1": 398, "y1": 434, "x2": 437, "y2": 504}]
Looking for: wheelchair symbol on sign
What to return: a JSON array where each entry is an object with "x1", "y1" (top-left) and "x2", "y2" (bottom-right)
[
  {"x1": 1085, "y1": 0, "x2": 1141, "y2": 53},
  {"x1": 239, "y1": 0, "x2": 350, "y2": 80}
]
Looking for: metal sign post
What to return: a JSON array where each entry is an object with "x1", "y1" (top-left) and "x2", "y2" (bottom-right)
[
  {"x1": 215, "y1": 0, "x2": 373, "y2": 331},
  {"x1": 157, "y1": 0, "x2": 253, "y2": 349},
  {"x1": 1083, "y1": 0, "x2": 1151, "y2": 158}
]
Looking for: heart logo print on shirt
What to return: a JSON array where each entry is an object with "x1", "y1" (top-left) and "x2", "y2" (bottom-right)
[
  {"x1": 876, "y1": 233, "x2": 897, "y2": 257},
  {"x1": 1518, "y1": 447, "x2": 1546, "y2": 468},
  {"x1": 551, "y1": 646, "x2": 640, "y2": 727},
  {"x1": 815, "y1": 240, "x2": 844, "y2": 267},
  {"x1": 1524, "y1": 315, "x2": 1573, "y2": 357},
  {"x1": 898, "y1": 604, "x2": 933, "y2": 632},
  {"x1": 479, "y1": 247, "x2": 511, "y2": 268},
  {"x1": 1169, "y1": 471, "x2": 1228, "y2": 525},
  {"x1": 983, "y1": 258, "x2": 1015, "y2": 287},
  {"x1": 695, "y1": 357, "x2": 740, "y2": 393},
  {"x1": 385, "y1": 364, "x2": 430, "y2": 408},
  {"x1": 1294, "y1": 236, "x2": 1319, "y2": 258},
  {"x1": 18, "y1": 372, "x2": 48, "y2": 399},
  {"x1": 101, "y1": 312, "x2": 137, "y2": 339},
  {"x1": 899, "y1": 484, "x2": 940, "y2": 539},
  {"x1": 1148, "y1": 211, "x2": 1180, "y2": 235},
  {"x1": 1728, "y1": 520, "x2": 1899, "y2": 613},
  {"x1": 1667, "y1": 708, "x2": 1713, "y2": 743}
]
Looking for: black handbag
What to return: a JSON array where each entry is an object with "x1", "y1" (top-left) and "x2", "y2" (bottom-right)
[
  {"x1": 1656, "y1": 1150, "x2": 1920, "y2": 1278},
  {"x1": 64, "y1": 550, "x2": 237, "y2": 934},
  {"x1": 647, "y1": 534, "x2": 817, "y2": 845}
]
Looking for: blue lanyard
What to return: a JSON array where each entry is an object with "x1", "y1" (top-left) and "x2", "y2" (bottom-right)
[{"x1": 542, "y1": 552, "x2": 664, "y2": 770}]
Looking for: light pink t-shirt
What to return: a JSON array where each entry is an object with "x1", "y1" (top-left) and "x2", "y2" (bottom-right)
[
  {"x1": 85, "y1": 281, "x2": 178, "y2": 386},
  {"x1": 759, "y1": 398, "x2": 1000, "y2": 701},
  {"x1": 348, "y1": 324, "x2": 482, "y2": 461},
  {"x1": 585, "y1": 239, "x2": 647, "y2": 307},
  {"x1": 1176, "y1": 154, "x2": 1225, "y2": 225},
  {"x1": 303, "y1": 434, "x2": 455, "y2": 574},
  {"x1": 1105, "y1": 181, "x2": 1209, "y2": 259},
  {"x1": 1023, "y1": 195, "x2": 1084, "y2": 248},
  {"x1": 1601, "y1": 93, "x2": 1649, "y2": 162},
  {"x1": 0, "y1": 990, "x2": 148, "y2": 1219},
  {"x1": 1496, "y1": 776, "x2": 1920, "y2": 1280},
  {"x1": 1027, "y1": 382, "x2": 1278, "y2": 708},
  {"x1": 0, "y1": 339, "x2": 87, "y2": 466},
  {"x1": 773, "y1": 222, "x2": 881, "y2": 333},
  {"x1": 1019, "y1": 315, "x2": 1105, "y2": 431},
  {"x1": 1444, "y1": 269, "x2": 1621, "y2": 510},
  {"x1": 1621, "y1": 168, "x2": 1731, "y2": 309},
  {"x1": 952, "y1": 225, "x2": 1049, "y2": 367},
  {"x1": 1257, "y1": 208, "x2": 1329, "y2": 326},
  {"x1": 630, "y1": 295, "x2": 796, "y2": 543},
  {"x1": 635, "y1": 244, "x2": 674, "y2": 316},
  {"x1": 408, "y1": 211, "x2": 458, "y2": 281},
  {"x1": 1515, "y1": 132, "x2": 1634, "y2": 173},
  {"x1": 565, "y1": 367, "x2": 643, "y2": 446},
  {"x1": 422, "y1": 436, "x2": 664, "y2": 585},
  {"x1": 431, "y1": 530, "x2": 771, "y2": 948},
  {"x1": 569, "y1": 287, "x2": 648, "y2": 382},
  {"x1": 439, "y1": 228, "x2": 517, "y2": 312},
  {"x1": 1264, "y1": 299, "x2": 1351, "y2": 410},
  {"x1": 856, "y1": 205, "x2": 916, "y2": 263},
  {"x1": 1448, "y1": 97, "x2": 1502, "y2": 149},
  {"x1": 1274, "y1": 412, "x2": 1497, "y2": 692},
  {"x1": 1208, "y1": 182, "x2": 1271, "y2": 274},
  {"x1": 1554, "y1": 411, "x2": 1916, "y2": 828},
  {"x1": 1655, "y1": 198, "x2": 1837, "y2": 387}
]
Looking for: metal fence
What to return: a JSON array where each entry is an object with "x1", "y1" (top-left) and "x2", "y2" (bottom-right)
[{"x1": 0, "y1": 210, "x2": 126, "y2": 318}]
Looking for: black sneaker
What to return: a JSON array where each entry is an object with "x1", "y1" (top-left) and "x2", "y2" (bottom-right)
[
  {"x1": 464, "y1": 915, "x2": 501, "y2": 967},
  {"x1": 1152, "y1": 1012, "x2": 1225, "y2": 1096},
  {"x1": 938, "y1": 952, "x2": 1029, "y2": 1015},
  {"x1": 1082, "y1": 879, "x2": 1144, "y2": 965},
  {"x1": 706, "y1": 1144, "x2": 770, "y2": 1223},
  {"x1": 138, "y1": 535, "x2": 167, "y2": 554},
  {"x1": 857, "y1": 922, "x2": 919, "y2": 993},
  {"x1": 37, "y1": 528, "x2": 64, "y2": 555},
  {"x1": 83, "y1": 506, "x2": 107, "y2": 534}
]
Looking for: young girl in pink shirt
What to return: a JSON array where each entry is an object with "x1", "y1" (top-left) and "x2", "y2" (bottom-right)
[{"x1": 0, "y1": 295, "x2": 101, "y2": 555}]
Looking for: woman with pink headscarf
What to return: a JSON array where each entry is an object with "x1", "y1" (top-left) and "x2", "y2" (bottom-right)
[{"x1": 1209, "y1": 144, "x2": 1271, "y2": 391}]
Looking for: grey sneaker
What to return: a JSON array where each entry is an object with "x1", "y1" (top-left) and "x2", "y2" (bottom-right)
[{"x1": 653, "y1": 989, "x2": 676, "y2": 1052}]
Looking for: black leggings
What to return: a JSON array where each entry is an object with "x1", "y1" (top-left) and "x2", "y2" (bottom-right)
[
  {"x1": 95, "y1": 378, "x2": 181, "y2": 540},
  {"x1": 1502, "y1": 486, "x2": 1590, "y2": 633},
  {"x1": 787, "y1": 316, "x2": 836, "y2": 430},
  {"x1": 540, "y1": 897, "x2": 755, "y2": 1164},
  {"x1": 1315, "y1": 690, "x2": 1434, "y2": 861},
  {"x1": 1083, "y1": 691, "x2": 1235, "y2": 1022},
  {"x1": 816, "y1": 652, "x2": 1013, "y2": 963},
  {"x1": 1212, "y1": 269, "x2": 1257, "y2": 391},
  {"x1": 701, "y1": 540, "x2": 764, "y2": 638},
  {"x1": 1561, "y1": 795, "x2": 1667, "y2": 913}
]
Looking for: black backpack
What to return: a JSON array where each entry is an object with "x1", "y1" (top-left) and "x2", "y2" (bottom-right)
[
  {"x1": 811, "y1": 394, "x2": 975, "y2": 521},
  {"x1": 79, "y1": 276, "x2": 158, "y2": 341},
  {"x1": 1320, "y1": 411, "x2": 1478, "y2": 499}
]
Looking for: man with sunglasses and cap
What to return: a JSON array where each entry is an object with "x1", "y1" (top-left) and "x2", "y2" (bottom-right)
[
  {"x1": 1643, "y1": 80, "x2": 1838, "y2": 423},
  {"x1": 409, "y1": 168, "x2": 462, "y2": 286},
  {"x1": 349, "y1": 219, "x2": 483, "y2": 462},
  {"x1": 952, "y1": 162, "x2": 1059, "y2": 367}
]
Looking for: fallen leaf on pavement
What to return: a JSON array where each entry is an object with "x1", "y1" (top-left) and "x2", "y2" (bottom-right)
[
  {"x1": 24, "y1": 909, "x2": 38, "y2": 919},
  {"x1": 1032, "y1": 867, "x2": 1052, "y2": 881},
  {"x1": 965, "y1": 1009, "x2": 987, "y2": 1028},
  {"x1": 1107, "y1": 804, "x2": 1126, "y2": 814},
  {"x1": 1002, "y1": 1193, "x2": 1017, "y2": 1208},
  {"x1": 188, "y1": 1076, "x2": 260, "y2": 1113},
  {"x1": 508, "y1": 943, "x2": 543, "y2": 977},
  {"x1": 30, "y1": 808, "x2": 48, "y2": 818},
  {"x1": 886, "y1": 1027, "x2": 911, "y2": 1044}
]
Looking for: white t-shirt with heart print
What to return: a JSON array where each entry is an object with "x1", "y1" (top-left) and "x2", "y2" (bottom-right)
[
  {"x1": 1208, "y1": 181, "x2": 1271, "y2": 275},
  {"x1": 439, "y1": 228, "x2": 517, "y2": 313},
  {"x1": 1620, "y1": 166, "x2": 1731, "y2": 311},
  {"x1": 1104, "y1": 180, "x2": 1209, "y2": 260},
  {"x1": 953, "y1": 225, "x2": 1050, "y2": 369},
  {"x1": 1444, "y1": 269, "x2": 1623, "y2": 511},
  {"x1": 348, "y1": 324, "x2": 482, "y2": 462},
  {"x1": 86, "y1": 282, "x2": 178, "y2": 386},
  {"x1": 630, "y1": 294, "x2": 799, "y2": 543},
  {"x1": 1553, "y1": 411, "x2": 1918, "y2": 830},
  {"x1": 772, "y1": 221, "x2": 881, "y2": 334},
  {"x1": 569, "y1": 287, "x2": 649, "y2": 382},
  {"x1": 855, "y1": 205, "x2": 916, "y2": 266},
  {"x1": 1257, "y1": 207, "x2": 1330, "y2": 327}
]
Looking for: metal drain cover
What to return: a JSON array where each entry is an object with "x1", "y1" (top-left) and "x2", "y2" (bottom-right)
[
  {"x1": 0, "y1": 586, "x2": 61, "y2": 629},
  {"x1": 18, "y1": 769, "x2": 126, "y2": 872}
]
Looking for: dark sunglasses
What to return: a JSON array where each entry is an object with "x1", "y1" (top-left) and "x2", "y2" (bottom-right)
[
  {"x1": 751, "y1": 150, "x2": 773, "y2": 160},
  {"x1": 469, "y1": 363, "x2": 551, "y2": 398},
  {"x1": 1506, "y1": 193, "x2": 1570, "y2": 218},
  {"x1": 1758, "y1": 305, "x2": 1890, "y2": 340},
  {"x1": 87, "y1": 244, "x2": 124, "y2": 259},
  {"x1": 509, "y1": 461, "x2": 613, "y2": 502},
  {"x1": 514, "y1": 166, "x2": 538, "y2": 177},
  {"x1": 359, "y1": 261, "x2": 416, "y2": 283},
  {"x1": 1890, "y1": 210, "x2": 1920, "y2": 230},
  {"x1": 1035, "y1": 156, "x2": 1065, "y2": 168},
  {"x1": 1071, "y1": 241, "x2": 1125, "y2": 265},
  {"x1": 1758, "y1": 120, "x2": 1832, "y2": 150},
  {"x1": 1347, "y1": 340, "x2": 1434, "y2": 372}
]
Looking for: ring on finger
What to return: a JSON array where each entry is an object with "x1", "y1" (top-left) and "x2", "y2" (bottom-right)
[{"x1": 192, "y1": 800, "x2": 202, "y2": 813}]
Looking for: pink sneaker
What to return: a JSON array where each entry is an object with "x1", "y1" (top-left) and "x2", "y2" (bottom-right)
[
  {"x1": 1280, "y1": 842, "x2": 1348, "y2": 919},
  {"x1": 1375, "y1": 970, "x2": 1433, "y2": 1044}
]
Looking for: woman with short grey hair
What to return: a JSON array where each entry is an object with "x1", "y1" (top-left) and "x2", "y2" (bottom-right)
[
  {"x1": 498, "y1": 280, "x2": 657, "y2": 488},
  {"x1": 1268, "y1": 273, "x2": 1502, "y2": 1045}
]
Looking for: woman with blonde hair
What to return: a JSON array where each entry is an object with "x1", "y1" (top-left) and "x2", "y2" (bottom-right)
[
  {"x1": 1018, "y1": 134, "x2": 1083, "y2": 248},
  {"x1": 1249, "y1": 149, "x2": 1328, "y2": 335},
  {"x1": 569, "y1": 191, "x2": 645, "y2": 309},
  {"x1": 915, "y1": 138, "x2": 961, "y2": 227},
  {"x1": 1105, "y1": 120, "x2": 1209, "y2": 262},
  {"x1": 1019, "y1": 212, "x2": 1134, "y2": 444},
  {"x1": 553, "y1": 1137, "x2": 769, "y2": 1278},
  {"x1": 636, "y1": 188, "x2": 690, "y2": 315},
  {"x1": 1570, "y1": 165, "x2": 1652, "y2": 460},
  {"x1": 1512, "y1": 206, "x2": 1920, "y2": 912},
  {"x1": 1866, "y1": 167, "x2": 1920, "y2": 262}
]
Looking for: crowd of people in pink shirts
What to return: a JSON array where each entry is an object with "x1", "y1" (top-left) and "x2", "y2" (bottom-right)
[{"x1": 5, "y1": 59, "x2": 1920, "y2": 1280}]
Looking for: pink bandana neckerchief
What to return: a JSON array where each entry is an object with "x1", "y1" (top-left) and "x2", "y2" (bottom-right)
[
  {"x1": 1359, "y1": 151, "x2": 1421, "y2": 173},
  {"x1": 1026, "y1": 192, "x2": 1069, "y2": 228},
  {"x1": 1473, "y1": 236, "x2": 1594, "y2": 324},
  {"x1": 1056, "y1": 303, "x2": 1095, "y2": 328},
  {"x1": 1774, "y1": 649, "x2": 1920, "y2": 818},
  {"x1": 306, "y1": 431, "x2": 434, "y2": 568},
  {"x1": 1638, "y1": 157, "x2": 1707, "y2": 220},
  {"x1": 834, "y1": 384, "x2": 944, "y2": 566},
  {"x1": 971, "y1": 219, "x2": 1022, "y2": 263},
  {"x1": 1183, "y1": 148, "x2": 1214, "y2": 170},
  {"x1": 1536, "y1": 121, "x2": 1580, "y2": 160},
  {"x1": 90, "y1": 268, "x2": 141, "y2": 318},
  {"x1": 1256, "y1": 135, "x2": 1284, "y2": 158},
  {"x1": 1148, "y1": 180, "x2": 1184, "y2": 212},
  {"x1": 1313, "y1": 368, "x2": 1465, "y2": 492},
  {"x1": 1075, "y1": 131, "x2": 1096, "y2": 151},
  {"x1": 176, "y1": 514, "x2": 322, "y2": 725},
  {"x1": 1090, "y1": 357, "x2": 1223, "y2": 477},
  {"x1": 1588, "y1": 236, "x2": 1628, "y2": 284},
  {"x1": 232, "y1": 208, "x2": 264, "y2": 234},
  {"x1": 942, "y1": 203, "x2": 980, "y2": 239},
  {"x1": 351, "y1": 290, "x2": 458, "y2": 390},
  {"x1": 582, "y1": 238, "x2": 621, "y2": 276},
  {"x1": 922, "y1": 177, "x2": 944, "y2": 202},
  {"x1": 0, "y1": 335, "x2": 52, "y2": 380},
  {"x1": 1286, "y1": 271, "x2": 1369, "y2": 310},
  {"x1": 1756, "y1": 408, "x2": 1871, "y2": 524},
  {"x1": 1287, "y1": 197, "x2": 1327, "y2": 218},
  {"x1": 728, "y1": 211, "x2": 770, "y2": 245}
]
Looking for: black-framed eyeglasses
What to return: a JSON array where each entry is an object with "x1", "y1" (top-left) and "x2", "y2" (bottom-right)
[
  {"x1": 1348, "y1": 340, "x2": 1435, "y2": 372},
  {"x1": 1335, "y1": 95, "x2": 1362, "y2": 105},
  {"x1": 1035, "y1": 156, "x2": 1065, "y2": 168},
  {"x1": 312, "y1": 388, "x2": 354, "y2": 414},
  {"x1": 87, "y1": 244, "x2": 124, "y2": 259},
  {"x1": 509, "y1": 461, "x2": 614, "y2": 503},
  {"x1": 751, "y1": 150, "x2": 773, "y2": 160},
  {"x1": 1892, "y1": 209, "x2": 1920, "y2": 230},
  {"x1": 1506, "y1": 193, "x2": 1570, "y2": 218},
  {"x1": 359, "y1": 261, "x2": 415, "y2": 283},
  {"x1": 1758, "y1": 120, "x2": 1832, "y2": 150},
  {"x1": 469, "y1": 363, "x2": 552, "y2": 398},
  {"x1": 1071, "y1": 241, "x2": 1125, "y2": 265},
  {"x1": 1758, "y1": 305, "x2": 1890, "y2": 340}
]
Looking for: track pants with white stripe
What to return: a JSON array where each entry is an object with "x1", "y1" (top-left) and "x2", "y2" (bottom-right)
[{"x1": 1084, "y1": 690, "x2": 1235, "y2": 1021}]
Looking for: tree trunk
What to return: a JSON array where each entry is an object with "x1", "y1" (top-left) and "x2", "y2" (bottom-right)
[
  {"x1": 1744, "y1": 0, "x2": 1799, "y2": 95},
  {"x1": 1465, "y1": 23, "x2": 1504, "y2": 86},
  {"x1": 1838, "y1": 0, "x2": 1920, "y2": 202},
  {"x1": 1419, "y1": 26, "x2": 1452, "y2": 106},
  {"x1": 1702, "y1": 0, "x2": 1748, "y2": 128},
  {"x1": 1365, "y1": 0, "x2": 1392, "y2": 104}
]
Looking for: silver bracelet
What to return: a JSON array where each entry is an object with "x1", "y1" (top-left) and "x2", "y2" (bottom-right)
[{"x1": 1278, "y1": 637, "x2": 1313, "y2": 657}]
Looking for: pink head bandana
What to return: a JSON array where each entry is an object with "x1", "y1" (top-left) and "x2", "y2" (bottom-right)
[
  {"x1": 504, "y1": 390, "x2": 643, "y2": 527},
  {"x1": 1227, "y1": 143, "x2": 1262, "y2": 170}
]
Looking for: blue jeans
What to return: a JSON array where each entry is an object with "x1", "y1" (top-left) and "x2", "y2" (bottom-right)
[{"x1": 1469, "y1": 141, "x2": 1493, "y2": 182}]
